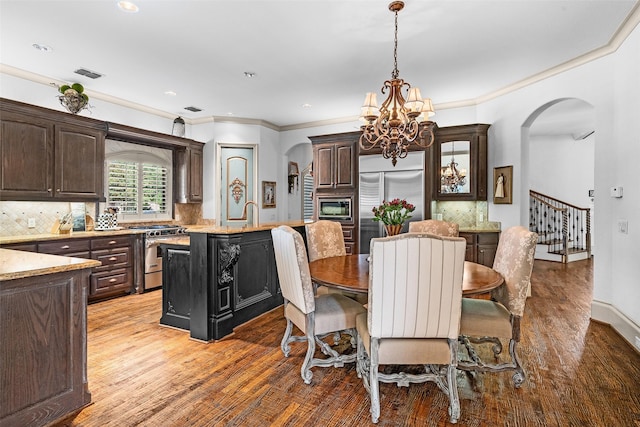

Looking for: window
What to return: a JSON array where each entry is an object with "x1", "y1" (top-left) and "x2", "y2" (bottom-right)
[{"x1": 105, "y1": 141, "x2": 172, "y2": 221}]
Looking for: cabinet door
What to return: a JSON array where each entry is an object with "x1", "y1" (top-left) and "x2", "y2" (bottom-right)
[
  {"x1": 334, "y1": 142, "x2": 355, "y2": 189},
  {"x1": 477, "y1": 244, "x2": 497, "y2": 267},
  {"x1": 188, "y1": 146, "x2": 203, "y2": 201},
  {"x1": 314, "y1": 145, "x2": 335, "y2": 189},
  {"x1": 55, "y1": 124, "x2": 104, "y2": 199},
  {"x1": 0, "y1": 112, "x2": 54, "y2": 199}
]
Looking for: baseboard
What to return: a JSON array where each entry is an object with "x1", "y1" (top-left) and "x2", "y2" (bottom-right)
[{"x1": 591, "y1": 300, "x2": 640, "y2": 352}]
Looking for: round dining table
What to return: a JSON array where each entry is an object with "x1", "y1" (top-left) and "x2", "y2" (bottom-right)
[{"x1": 308, "y1": 254, "x2": 504, "y2": 296}]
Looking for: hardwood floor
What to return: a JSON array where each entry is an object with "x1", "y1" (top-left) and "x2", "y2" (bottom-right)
[{"x1": 70, "y1": 258, "x2": 640, "y2": 426}]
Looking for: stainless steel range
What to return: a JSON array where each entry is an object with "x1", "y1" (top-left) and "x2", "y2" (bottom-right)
[{"x1": 129, "y1": 225, "x2": 188, "y2": 291}]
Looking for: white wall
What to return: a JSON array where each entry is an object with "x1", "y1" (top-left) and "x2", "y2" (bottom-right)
[{"x1": 529, "y1": 134, "x2": 594, "y2": 208}]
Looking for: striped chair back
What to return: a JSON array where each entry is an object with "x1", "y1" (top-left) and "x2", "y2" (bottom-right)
[{"x1": 368, "y1": 233, "x2": 466, "y2": 339}]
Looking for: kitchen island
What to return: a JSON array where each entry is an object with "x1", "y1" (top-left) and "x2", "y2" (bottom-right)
[
  {"x1": 161, "y1": 222, "x2": 307, "y2": 342},
  {"x1": 0, "y1": 249, "x2": 101, "y2": 427}
]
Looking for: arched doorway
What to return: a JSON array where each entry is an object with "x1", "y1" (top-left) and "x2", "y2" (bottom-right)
[{"x1": 522, "y1": 98, "x2": 596, "y2": 256}]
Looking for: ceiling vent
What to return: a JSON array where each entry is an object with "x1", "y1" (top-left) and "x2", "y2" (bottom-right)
[
  {"x1": 184, "y1": 106, "x2": 203, "y2": 112},
  {"x1": 74, "y1": 68, "x2": 103, "y2": 79}
]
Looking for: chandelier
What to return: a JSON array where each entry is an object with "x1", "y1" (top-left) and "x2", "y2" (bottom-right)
[
  {"x1": 359, "y1": 1, "x2": 436, "y2": 166},
  {"x1": 440, "y1": 142, "x2": 467, "y2": 193}
]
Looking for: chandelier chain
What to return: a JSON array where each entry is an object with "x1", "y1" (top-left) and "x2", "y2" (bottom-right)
[{"x1": 392, "y1": 8, "x2": 399, "y2": 79}]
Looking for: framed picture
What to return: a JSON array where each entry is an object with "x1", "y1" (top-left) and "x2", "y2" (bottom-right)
[
  {"x1": 493, "y1": 165, "x2": 513, "y2": 204},
  {"x1": 262, "y1": 181, "x2": 276, "y2": 208}
]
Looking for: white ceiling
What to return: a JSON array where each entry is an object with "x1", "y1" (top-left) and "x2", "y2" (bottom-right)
[{"x1": 0, "y1": 0, "x2": 637, "y2": 131}]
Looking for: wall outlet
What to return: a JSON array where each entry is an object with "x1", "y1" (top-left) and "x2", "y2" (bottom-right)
[
  {"x1": 28, "y1": 218, "x2": 36, "y2": 228},
  {"x1": 478, "y1": 212, "x2": 484, "y2": 223},
  {"x1": 635, "y1": 336, "x2": 640, "y2": 350}
]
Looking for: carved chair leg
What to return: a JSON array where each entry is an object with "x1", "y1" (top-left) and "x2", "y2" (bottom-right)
[
  {"x1": 369, "y1": 338, "x2": 381, "y2": 424},
  {"x1": 301, "y1": 313, "x2": 316, "y2": 384},
  {"x1": 281, "y1": 318, "x2": 294, "y2": 357},
  {"x1": 447, "y1": 339, "x2": 461, "y2": 424},
  {"x1": 509, "y1": 338, "x2": 525, "y2": 388}
]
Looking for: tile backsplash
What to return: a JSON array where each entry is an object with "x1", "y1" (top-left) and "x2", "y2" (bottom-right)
[
  {"x1": 431, "y1": 201, "x2": 498, "y2": 229},
  {"x1": 1, "y1": 201, "x2": 213, "y2": 236},
  {"x1": 1, "y1": 201, "x2": 96, "y2": 236}
]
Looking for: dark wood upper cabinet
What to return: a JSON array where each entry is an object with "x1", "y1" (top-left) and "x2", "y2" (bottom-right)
[
  {"x1": 0, "y1": 111, "x2": 54, "y2": 198},
  {"x1": 432, "y1": 123, "x2": 490, "y2": 201},
  {"x1": 310, "y1": 132, "x2": 358, "y2": 191},
  {"x1": 0, "y1": 99, "x2": 105, "y2": 201},
  {"x1": 174, "y1": 144, "x2": 204, "y2": 203},
  {"x1": 55, "y1": 124, "x2": 104, "y2": 199}
]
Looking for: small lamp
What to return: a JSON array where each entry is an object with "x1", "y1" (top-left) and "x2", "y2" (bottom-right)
[
  {"x1": 172, "y1": 116, "x2": 185, "y2": 137},
  {"x1": 288, "y1": 162, "x2": 299, "y2": 194}
]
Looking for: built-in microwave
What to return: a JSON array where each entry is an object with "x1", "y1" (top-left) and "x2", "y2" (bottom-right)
[{"x1": 318, "y1": 198, "x2": 352, "y2": 221}]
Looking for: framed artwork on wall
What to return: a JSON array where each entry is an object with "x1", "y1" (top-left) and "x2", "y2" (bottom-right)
[
  {"x1": 262, "y1": 181, "x2": 276, "y2": 208},
  {"x1": 493, "y1": 165, "x2": 513, "y2": 204}
]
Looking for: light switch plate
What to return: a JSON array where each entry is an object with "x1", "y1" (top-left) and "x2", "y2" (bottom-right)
[{"x1": 618, "y1": 220, "x2": 628, "y2": 234}]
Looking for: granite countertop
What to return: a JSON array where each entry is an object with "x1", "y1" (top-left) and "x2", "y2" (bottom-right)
[
  {"x1": 0, "y1": 228, "x2": 146, "y2": 245},
  {"x1": 0, "y1": 248, "x2": 102, "y2": 281},
  {"x1": 187, "y1": 220, "x2": 309, "y2": 234}
]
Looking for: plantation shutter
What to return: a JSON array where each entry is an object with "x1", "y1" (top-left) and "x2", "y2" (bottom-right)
[
  {"x1": 107, "y1": 160, "x2": 138, "y2": 214},
  {"x1": 142, "y1": 163, "x2": 168, "y2": 213}
]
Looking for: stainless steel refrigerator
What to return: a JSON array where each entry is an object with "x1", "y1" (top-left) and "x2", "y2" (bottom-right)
[{"x1": 359, "y1": 151, "x2": 424, "y2": 253}]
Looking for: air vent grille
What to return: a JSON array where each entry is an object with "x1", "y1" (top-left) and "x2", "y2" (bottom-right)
[
  {"x1": 74, "y1": 68, "x2": 103, "y2": 79},
  {"x1": 184, "y1": 106, "x2": 202, "y2": 112}
]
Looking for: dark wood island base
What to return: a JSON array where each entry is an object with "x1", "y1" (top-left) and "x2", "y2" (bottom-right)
[{"x1": 160, "y1": 223, "x2": 306, "y2": 342}]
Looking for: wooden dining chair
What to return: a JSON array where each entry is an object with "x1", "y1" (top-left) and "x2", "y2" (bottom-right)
[
  {"x1": 408, "y1": 219, "x2": 459, "y2": 237},
  {"x1": 457, "y1": 225, "x2": 538, "y2": 387},
  {"x1": 356, "y1": 233, "x2": 467, "y2": 424},
  {"x1": 271, "y1": 225, "x2": 366, "y2": 384}
]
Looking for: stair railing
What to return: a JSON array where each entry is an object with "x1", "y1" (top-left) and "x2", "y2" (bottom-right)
[{"x1": 529, "y1": 190, "x2": 591, "y2": 263}]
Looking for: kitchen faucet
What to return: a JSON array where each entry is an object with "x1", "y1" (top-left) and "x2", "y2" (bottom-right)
[{"x1": 241, "y1": 200, "x2": 260, "y2": 227}]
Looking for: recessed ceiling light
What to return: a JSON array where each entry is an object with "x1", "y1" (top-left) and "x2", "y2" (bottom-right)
[
  {"x1": 32, "y1": 43, "x2": 52, "y2": 52},
  {"x1": 302, "y1": 103, "x2": 312, "y2": 108},
  {"x1": 164, "y1": 90, "x2": 177, "y2": 96},
  {"x1": 226, "y1": 112, "x2": 234, "y2": 116},
  {"x1": 244, "y1": 72, "x2": 256, "y2": 78},
  {"x1": 117, "y1": 1, "x2": 139, "y2": 13}
]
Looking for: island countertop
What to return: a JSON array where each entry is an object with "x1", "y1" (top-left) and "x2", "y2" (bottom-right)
[
  {"x1": 186, "y1": 220, "x2": 309, "y2": 234},
  {"x1": 0, "y1": 248, "x2": 102, "y2": 281}
]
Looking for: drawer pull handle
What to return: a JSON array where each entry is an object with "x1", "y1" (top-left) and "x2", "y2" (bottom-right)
[
  {"x1": 108, "y1": 257, "x2": 117, "y2": 261},
  {"x1": 109, "y1": 240, "x2": 117, "y2": 245},
  {"x1": 61, "y1": 245, "x2": 70, "y2": 249},
  {"x1": 109, "y1": 278, "x2": 117, "y2": 283},
  {"x1": 149, "y1": 263, "x2": 158, "y2": 268}
]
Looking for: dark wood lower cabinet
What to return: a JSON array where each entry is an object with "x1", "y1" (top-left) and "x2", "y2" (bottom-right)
[
  {"x1": 1, "y1": 233, "x2": 141, "y2": 302},
  {"x1": 460, "y1": 231, "x2": 500, "y2": 267},
  {"x1": 0, "y1": 268, "x2": 92, "y2": 427}
]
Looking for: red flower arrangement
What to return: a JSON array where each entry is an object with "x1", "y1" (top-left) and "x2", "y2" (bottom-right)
[{"x1": 372, "y1": 198, "x2": 415, "y2": 226}]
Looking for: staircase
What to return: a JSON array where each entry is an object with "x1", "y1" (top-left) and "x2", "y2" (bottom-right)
[{"x1": 529, "y1": 190, "x2": 591, "y2": 263}]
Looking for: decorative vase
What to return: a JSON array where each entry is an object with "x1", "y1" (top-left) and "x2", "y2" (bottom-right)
[{"x1": 384, "y1": 224, "x2": 403, "y2": 236}]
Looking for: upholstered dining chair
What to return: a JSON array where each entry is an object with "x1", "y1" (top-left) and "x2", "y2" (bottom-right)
[
  {"x1": 457, "y1": 225, "x2": 538, "y2": 387},
  {"x1": 356, "y1": 233, "x2": 467, "y2": 424},
  {"x1": 305, "y1": 220, "x2": 346, "y2": 262},
  {"x1": 271, "y1": 225, "x2": 366, "y2": 384},
  {"x1": 408, "y1": 219, "x2": 459, "y2": 237},
  {"x1": 305, "y1": 220, "x2": 367, "y2": 304}
]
